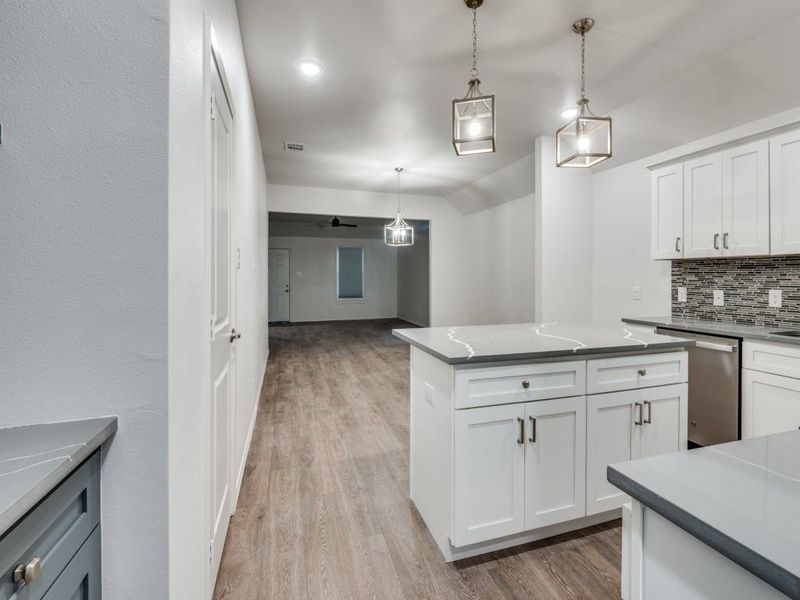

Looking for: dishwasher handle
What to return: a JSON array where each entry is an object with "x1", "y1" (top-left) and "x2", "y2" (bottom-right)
[{"x1": 694, "y1": 340, "x2": 737, "y2": 353}]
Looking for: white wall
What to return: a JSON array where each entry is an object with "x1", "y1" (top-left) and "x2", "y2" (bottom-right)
[
  {"x1": 1, "y1": 2, "x2": 169, "y2": 598},
  {"x1": 169, "y1": 0, "x2": 269, "y2": 598},
  {"x1": 270, "y1": 237, "x2": 397, "y2": 322},
  {"x1": 397, "y1": 224, "x2": 431, "y2": 327},
  {"x1": 591, "y1": 159, "x2": 672, "y2": 326},
  {"x1": 534, "y1": 136, "x2": 594, "y2": 323}
]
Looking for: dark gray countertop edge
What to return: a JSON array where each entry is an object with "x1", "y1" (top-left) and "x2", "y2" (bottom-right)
[
  {"x1": 0, "y1": 417, "x2": 118, "y2": 534},
  {"x1": 607, "y1": 465, "x2": 800, "y2": 600},
  {"x1": 392, "y1": 329, "x2": 691, "y2": 365},
  {"x1": 622, "y1": 316, "x2": 800, "y2": 346}
]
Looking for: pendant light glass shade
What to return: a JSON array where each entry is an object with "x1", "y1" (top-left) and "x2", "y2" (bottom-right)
[
  {"x1": 556, "y1": 18, "x2": 612, "y2": 168},
  {"x1": 453, "y1": 0, "x2": 495, "y2": 156},
  {"x1": 384, "y1": 168, "x2": 414, "y2": 247}
]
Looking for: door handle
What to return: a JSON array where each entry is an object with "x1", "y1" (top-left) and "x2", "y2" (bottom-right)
[
  {"x1": 643, "y1": 401, "x2": 652, "y2": 424},
  {"x1": 713, "y1": 233, "x2": 720, "y2": 250},
  {"x1": 517, "y1": 418, "x2": 524, "y2": 445},
  {"x1": 723, "y1": 232, "x2": 729, "y2": 249},
  {"x1": 634, "y1": 402, "x2": 643, "y2": 426},
  {"x1": 695, "y1": 341, "x2": 735, "y2": 352},
  {"x1": 528, "y1": 416, "x2": 537, "y2": 443},
  {"x1": 229, "y1": 329, "x2": 242, "y2": 343},
  {"x1": 675, "y1": 237, "x2": 681, "y2": 252}
]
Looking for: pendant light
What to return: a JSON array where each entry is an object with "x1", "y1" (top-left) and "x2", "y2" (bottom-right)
[
  {"x1": 556, "y1": 18, "x2": 612, "y2": 168},
  {"x1": 384, "y1": 168, "x2": 414, "y2": 247},
  {"x1": 452, "y1": 0, "x2": 495, "y2": 156}
]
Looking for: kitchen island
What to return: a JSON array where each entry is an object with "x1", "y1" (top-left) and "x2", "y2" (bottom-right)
[
  {"x1": 610, "y1": 431, "x2": 800, "y2": 600},
  {"x1": 393, "y1": 322, "x2": 692, "y2": 561}
]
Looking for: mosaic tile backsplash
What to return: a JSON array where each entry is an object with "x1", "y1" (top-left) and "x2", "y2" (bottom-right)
[{"x1": 672, "y1": 256, "x2": 800, "y2": 327}]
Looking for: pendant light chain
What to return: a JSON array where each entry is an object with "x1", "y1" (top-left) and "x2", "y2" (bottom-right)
[
  {"x1": 471, "y1": 8, "x2": 479, "y2": 80},
  {"x1": 396, "y1": 168, "x2": 401, "y2": 213},
  {"x1": 580, "y1": 29, "x2": 586, "y2": 102}
]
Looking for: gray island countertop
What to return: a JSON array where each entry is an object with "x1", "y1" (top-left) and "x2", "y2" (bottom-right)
[
  {"x1": 609, "y1": 431, "x2": 800, "y2": 599},
  {"x1": 0, "y1": 417, "x2": 118, "y2": 534},
  {"x1": 622, "y1": 315, "x2": 800, "y2": 345},
  {"x1": 393, "y1": 322, "x2": 692, "y2": 365}
]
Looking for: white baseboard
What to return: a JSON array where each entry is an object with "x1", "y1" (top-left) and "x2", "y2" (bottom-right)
[{"x1": 233, "y1": 350, "x2": 269, "y2": 505}]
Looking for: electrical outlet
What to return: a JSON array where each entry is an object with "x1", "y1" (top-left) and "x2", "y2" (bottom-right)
[
  {"x1": 677, "y1": 287, "x2": 687, "y2": 303},
  {"x1": 769, "y1": 289, "x2": 783, "y2": 308},
  {"x1": 713, "y1": 290, "x2": 724, "y2": 307},
  {"x1": 632, "y1": 286, "x2": 641, "y2": 301},
  {"x1": 424, "y1": 383, "x2": 435, "y2": 406}
]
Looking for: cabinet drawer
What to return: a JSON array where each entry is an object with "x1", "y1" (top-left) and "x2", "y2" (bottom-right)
[
  {"x1": 742, "y1": 340, "x2": 800, "y2": 379},
  {"x1": 587, "y1": 353, "x2": 687, "y2": 394},
  {"x1": 455, "y1": 361, "x2": 586, "y2": 409},
  {"x1": 0, "y1": 452, "x2": 100, "y2": 600},
  {"x1": 42, "y1": 527, "x2": 100, "y2": 600}
]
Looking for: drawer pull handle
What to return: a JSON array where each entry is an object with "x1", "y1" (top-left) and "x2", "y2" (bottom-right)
[
  {"x1": 637, "y1": 368, "x2": 647, "y2": 377},
  {"x1": 521, "y1": 380, "x2": 530, "y2": 389},
  {"x1": 14, "y1": 556, "x2": 42, "y2": 585},
  {"x1": 634, "y1": 402, "x2": 643, "y2": 426},
  {"x1": 517, "y1": 418, "x2": 524, "y2": 445}
]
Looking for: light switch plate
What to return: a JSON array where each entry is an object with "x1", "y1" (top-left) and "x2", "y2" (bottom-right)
[
  {"x1": 769, "y1": 289, "x2": 783, "y2": 308},
  {"x1": 677, "y1": 287, "x2": 687, "y2": 303},
  {"x1": 713, "y1": 290, "x2": 724, "y2": 306},
  {"x1": 632, "y1": 286, "x2": 641, "y2": 301},
  {"x1": 424, "y1": 383, "x2": 435, "y2": 406}
]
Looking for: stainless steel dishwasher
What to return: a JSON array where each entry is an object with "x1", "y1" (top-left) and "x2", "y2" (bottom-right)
[{"x1": 656, "y1": 327, "x2": 740, "y2": 447}]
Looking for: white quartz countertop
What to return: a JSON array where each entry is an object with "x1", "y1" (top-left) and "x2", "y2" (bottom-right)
[
  {"x1": 0, "y1": 417, "x2": 117, "y2": 534},
  {"x1": 392, "y1": 322, "x2": 692, "y2": 365},
  {"x1": 609, "y1": 431, "x2": 800, "y2": 599}
]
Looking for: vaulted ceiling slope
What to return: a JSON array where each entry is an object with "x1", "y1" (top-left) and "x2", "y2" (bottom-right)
[{"x1": 238, "y1": 0, "x2": 800, "y2": 196}]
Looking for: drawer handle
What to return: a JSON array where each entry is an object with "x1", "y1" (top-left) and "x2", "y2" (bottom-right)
[
  {"x1": 637, "y1": 368, "x2": 647, "y2": 377},
  {"x1": 521, "y1": 380, "x2": 530, "y2": 389},
  {"x1": 14, "y1": 556, "x2": 42, "y2": 585}
]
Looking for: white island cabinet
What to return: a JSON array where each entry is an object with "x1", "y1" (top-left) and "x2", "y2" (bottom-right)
[{"x1": 395, "y1": 322, "x2": 690, "y2": 561}]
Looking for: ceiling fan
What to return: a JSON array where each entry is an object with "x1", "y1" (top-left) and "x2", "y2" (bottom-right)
[{"x1": 315, "y1": 216, "x2": 358, "y2": 228}]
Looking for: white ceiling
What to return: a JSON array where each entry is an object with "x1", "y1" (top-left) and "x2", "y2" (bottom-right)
[{"x1": 238, "y1": 0, "x2": 800, "y2": 196}]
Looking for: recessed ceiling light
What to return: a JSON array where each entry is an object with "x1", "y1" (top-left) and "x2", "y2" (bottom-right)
[
  {"x1": 560, "y1": 106, "x2": 579, "y2": 120},
  {"x1": 296, "y1": 58, "x2": 323, "y2": 76}
]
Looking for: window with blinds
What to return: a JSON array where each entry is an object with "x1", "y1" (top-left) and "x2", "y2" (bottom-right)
[{"x1": 336, "y1": 247, "x2": 364, "y2": 299}]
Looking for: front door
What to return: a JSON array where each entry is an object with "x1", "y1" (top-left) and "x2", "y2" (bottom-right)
[
  {"x1": 268, "y1": 248, "x2": 290, "y2": 322},
  {"x1": 208, "y1": 51, "x2": 236, "y2": 580}
]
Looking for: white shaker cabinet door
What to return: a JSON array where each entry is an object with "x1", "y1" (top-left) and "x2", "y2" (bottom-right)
[
  {"x1": 771, "y1": 129, "x2": 800, "y2": 255},
  {"x1": 635, "y1": 384, "x2": 687, "y2": 460},
  {"x1": 722, "y1": 139, "x2": 770, "y2": 257},
  {"x1": 524, "y1": 397, "x2": 586, "y2": 529},
  {"x1": 742, "y1": 369, "x2": 800, "y2": 438},
  {"x1": 683, "y1": 153, "x2": 723, "y2": 258},
  {"x1": 651, "y1": 164, "x2": 684, "y2": 260},
  {"x1": 453, "y1": 403, "x2": 525, "y2": 547},
  {"x1": 586, "y1": 392, "x2": 635, "y2": 516}
]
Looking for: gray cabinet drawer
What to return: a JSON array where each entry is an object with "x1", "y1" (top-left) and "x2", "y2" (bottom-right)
[
  {"x1": 42, "y1": 528, "x2": 100, "y2": 600},
  {"x1": 0, "y1": 452, "x2": 100, "y2": 600}
]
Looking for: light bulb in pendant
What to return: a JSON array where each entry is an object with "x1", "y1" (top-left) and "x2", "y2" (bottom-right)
[
  {"x1": 468, "y1": 119, "x2": 482, "y2": 137},
  {"x1": 577, "y1": 135, "x2": 590, "y2": 152}
]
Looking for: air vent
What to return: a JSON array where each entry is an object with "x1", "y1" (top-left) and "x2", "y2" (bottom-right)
[{"x1": 284, "y1": 142, "x2": 304, "y2": 152}]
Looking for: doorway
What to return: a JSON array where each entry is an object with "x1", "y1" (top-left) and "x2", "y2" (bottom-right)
[{"x1": 268, "y1": 248, "x2": 290, "y2": 323}]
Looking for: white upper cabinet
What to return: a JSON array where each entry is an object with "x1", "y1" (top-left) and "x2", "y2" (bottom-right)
[
  {"x1": 650, "y1": 164, "x2": 684, "y2": 260},
  {"x1": 683, "y1": 153, "x2": 723, "y2": 258},
  {"x1": 722, "y1": 139, "x2": 770, "y2": 256},
  {"x1": 770, "y1": 129, "x2": 800, "y2": 255}
]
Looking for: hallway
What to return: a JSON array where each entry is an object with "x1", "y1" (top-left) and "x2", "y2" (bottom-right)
[{"x1": 213, "y1": 320, "x2": 621, "y2": 600}]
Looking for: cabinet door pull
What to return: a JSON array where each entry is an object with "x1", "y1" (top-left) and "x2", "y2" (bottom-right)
[
  {"x1": 723, "y1": 232, "x2": 729, "y2": 249},
  {"x1": 634, "y1": 402, "x2": 643, "y2": 426},
  {"x1": 713, "y1": 233, "x2": 720, "y2": 250},
  {"x1": 644, "y1": 400, "x2": 652, "y2": 424},
  {"x1": 675, "y1": 237, "x2": 681, "y2": 252},
  {"x1": 517, "y1": 417, "x2": 524, "y2": 445},
  {"x1": 529, "y1": 416, "x2": 537, "y2": 443}
]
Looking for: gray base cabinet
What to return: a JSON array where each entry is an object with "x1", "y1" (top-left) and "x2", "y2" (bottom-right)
[{"x1": 0, "y1": 452, "x2": 101, "y2": 600}]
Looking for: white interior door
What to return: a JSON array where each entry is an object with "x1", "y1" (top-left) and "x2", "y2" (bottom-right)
[
  {"x1": 208, "y1": 52, "x2": 236, "y2": 580},
  {"x1": 268, "y1": 248, "x2": 290, "y2": 322}
]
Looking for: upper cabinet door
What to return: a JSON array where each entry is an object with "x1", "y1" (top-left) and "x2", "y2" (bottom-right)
[
  {"x1": 722, "y1": 140, "x2": 770, "y2": 257},
  {"x1": 683, "y1": 153, "x2": 723, "y2": 258},
  {"x1": 650, "y1": 164, "x2": 684, "y2": 260},
  {"x1": 770, "y1": 130, "x2": 800, "y2": 255},
  {"x1": 453, "y1": 403, "x2": 526, "y2": 547},
  {"x1": 524, "y1": 397, "x2": 586, "y2": 530}
]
